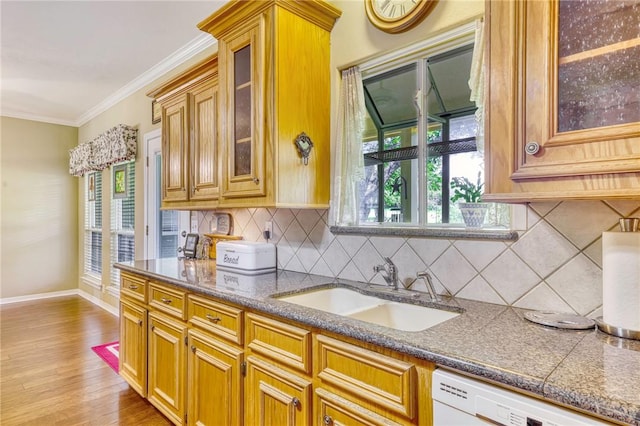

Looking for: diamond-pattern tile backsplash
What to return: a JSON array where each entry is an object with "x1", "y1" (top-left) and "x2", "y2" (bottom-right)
[{"x1": 198, "y1": 201, "x2": 640, "y2": 317}]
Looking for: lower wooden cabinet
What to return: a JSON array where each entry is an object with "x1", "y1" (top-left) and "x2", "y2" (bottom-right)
[
  {"x1": 119, "y1": 274, "x2": 435, "y2": 426},
  {"x1": 148, "y1": 311, "x2": 188, "y2": 425},
  {"x1": 246, "y1": 355, "x2": 312, "y2": 426},
  {"x1": 119, "y1": 297, "x2": 147, "y2": 397},
  {"x1": 187, "y1": 329, "x2": 244, "y2": 426}
]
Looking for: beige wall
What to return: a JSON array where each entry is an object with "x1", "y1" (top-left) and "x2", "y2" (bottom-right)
[{"x1": 1, "y1": 117, "x2": 79, "y2": 298}]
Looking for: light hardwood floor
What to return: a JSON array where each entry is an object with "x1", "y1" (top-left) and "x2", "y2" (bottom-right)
[{"x1": 1, "y1": 295, "x2": 171, "y2": 425}]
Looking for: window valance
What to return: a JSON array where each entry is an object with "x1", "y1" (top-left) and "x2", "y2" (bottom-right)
[{"x1": 69, "y1": 124, "x2": 137, "y2": 177}]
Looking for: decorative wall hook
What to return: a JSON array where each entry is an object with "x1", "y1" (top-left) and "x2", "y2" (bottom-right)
[{"x1": 294, "y1": 132, "x2": 313, "y2": 165}]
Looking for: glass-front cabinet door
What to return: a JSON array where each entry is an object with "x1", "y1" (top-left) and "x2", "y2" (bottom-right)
[
  {"x1": 220, "y1": 17, "x2": 266, "y2": 199},
  {"x1": 485, "y1": 0, "x2": 640, "y2": 201},
  {"x1": 515, "y1": 0, "x2": 640, "y2": 178}
]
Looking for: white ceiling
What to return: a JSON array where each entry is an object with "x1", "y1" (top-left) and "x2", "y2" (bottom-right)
[{"x1": 1, "y1": 1, "x2": 226, "y2": 127}]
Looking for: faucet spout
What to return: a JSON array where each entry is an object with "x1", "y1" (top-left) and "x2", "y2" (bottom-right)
[
  {"x1": 417, "y1": 271, "x2": 440, "y2": 301},
  {"x1": 373, "y1": 257, "x2": 399, "y2": 290}
]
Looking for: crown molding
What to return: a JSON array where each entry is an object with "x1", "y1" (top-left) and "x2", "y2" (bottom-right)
[
  {"x1": 76, "y1": 33, "x2": 217, "y2": 127},
  {"x1": 0, "y1": 110, "x2": 79, "y2": 127}
]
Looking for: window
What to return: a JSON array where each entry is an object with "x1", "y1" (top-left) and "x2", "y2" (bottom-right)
[
  {"x1": 352, "y1": 22, "x2": 510, "y2": 232},
  {"x1": 360, "y1": 42, "x2": 492, "y2": 226},
  {"x1": 110, "y1": 161, "x2": 135, "y2": 288},
  {"x1": 84, "y1": 171, "x2": 102, "y2": 283}
]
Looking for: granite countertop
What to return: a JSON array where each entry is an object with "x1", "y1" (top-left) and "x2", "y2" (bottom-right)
[{"x1": 116, "y1": 259, "x2": 640, "y2": 425}]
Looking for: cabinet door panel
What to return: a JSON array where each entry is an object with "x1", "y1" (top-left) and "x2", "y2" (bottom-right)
[
  {"x1": 119, "y1": 299, "x2": 147, "y2": 397},
  {"x1": 191, "y1": 82, "x2": 219, "y2": 201},
  {"x1": 315, "y1": 388, "x2": 405, "y2": 426},
  {"x1": 148, "y1": 311, "x2": 187, "y2": 425},
  {"x1": 187, "y1": 330, "x2": 243, "y2": 426},
  {"x1": 220, "y1": 17, "x2": 266, "y2": 199},
  {"x1": 163, "y1": 97, "x2": 190, "y2": 202},
  {"x1": 246, "y1": 356, "x2": 311, "y2": 426}
]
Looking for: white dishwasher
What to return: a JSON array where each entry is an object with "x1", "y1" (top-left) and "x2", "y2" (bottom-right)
[{"x1": 432, "y1": 369, "x2": 610, "y2": 425}]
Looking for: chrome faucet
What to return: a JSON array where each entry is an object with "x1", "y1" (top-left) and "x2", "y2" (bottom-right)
[
  {"x1": 417, "y1": 271, "x2": 440, "y2": 301},
  {"x1": 373, "y1": 257, "x2": 399, "y2": 290}
]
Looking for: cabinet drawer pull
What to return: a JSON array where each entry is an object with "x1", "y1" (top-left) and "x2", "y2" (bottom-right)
[
  {"x1": 205, "y1": 314, "x2": 222, "y2": 323},
  {"x1": 525, "y1": 141, "x2": 540, "y2": 155},
  {"x1": 323, "y1": 415, "x2": 333, "y2": 425},
  {"x1": 128, "y1": 284, "x2": 138, "y2": 290},
  {"x1": 291, "y1": 397, "x2": 300, "y2": 408},
  {"x1": 160, "y1": 298, "x2": 172, "y2": 304}
]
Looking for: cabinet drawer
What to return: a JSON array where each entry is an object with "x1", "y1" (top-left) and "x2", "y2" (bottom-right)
[
  {"x1": 188, "y1": 295, "x2": 244, "y2": 345},
  {"x1": 315, "y1": 334, "x2": 416, "y2": 419},
  {"x1": 149, "y1": 282, "x2": 187, "y2": 320},
  {"x1": 120, "y1": 272, "x2": 147, "y2": 303},
  {"x1": 246, "y1": 313, "x2": 311, "y2": 375}
]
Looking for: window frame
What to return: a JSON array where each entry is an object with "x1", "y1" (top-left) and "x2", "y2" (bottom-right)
[
  {"x1": 330, "y1": 21, "x2": 522, "y2": 241},
  {"x1": 83, "y1": 171, "x2": 103, "y2": 289}
]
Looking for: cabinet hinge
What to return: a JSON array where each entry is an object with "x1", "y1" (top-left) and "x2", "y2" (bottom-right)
[
  {"x1": 185, "y1": 336, "x2": 188, "y2": 346},
  {"x1": 240, "y1": 361, "x2": 247, "y2": 377},
  {"x1": 185, "y1": 413, "x2": 187, "y2": 424},
  {"x1": 146, "y1": 156, "x2": 149, "y2": 167},
  {"x1": 145, "y1": 225, "x2": 149, "y2": 236}
]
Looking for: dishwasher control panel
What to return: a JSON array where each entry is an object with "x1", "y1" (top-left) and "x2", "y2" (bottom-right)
[{"x1": 432, "y1": 369, "x2": 608, "y2": 426}]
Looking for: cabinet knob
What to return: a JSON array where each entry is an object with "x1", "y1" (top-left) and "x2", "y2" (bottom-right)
[
  {"x1": 291, "y1": 397, "x2": 300, "y2": 408},
  {"x1": 253, "y1": 177, "x2": 260, "y2": 184},
  {"x1": 191, "y1": 345, "x2": 196, "y2": 353},
  {"x1": 138, "y1": 320, "x2": 143, "y2": 326},
  {"x1": 150, "y1": 325, "x2": 155, "y2": 331},
  {"x1": 525, "y1": 141, "x2": 540, "y2": 155},
  {"x1": 323, "y1": 415, "x2": 333, "y2": 425}
]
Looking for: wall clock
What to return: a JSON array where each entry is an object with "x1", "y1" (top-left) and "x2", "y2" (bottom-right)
[{"x1": 365, "y1": 0, "x2": 439, "y2": 34}]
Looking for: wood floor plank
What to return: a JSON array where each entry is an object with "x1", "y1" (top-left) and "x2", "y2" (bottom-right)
[{"x1": 0, "y1": 296, "x2": 171, "y2": 425}]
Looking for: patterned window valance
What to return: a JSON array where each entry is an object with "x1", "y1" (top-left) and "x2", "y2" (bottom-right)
[{"x1": 69, "y1": 124, "x2": 137, "y2": 177}]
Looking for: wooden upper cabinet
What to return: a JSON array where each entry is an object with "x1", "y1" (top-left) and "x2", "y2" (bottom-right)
[
  {"x1": 484, "y1": 0, "x2": 640, "y2": 202},
  {"x1": 190, "y1": 82, "x2": 219, "y2": 201},
  {"x1": 162, "y1": 96, "x2": 190, "y2": 202},
  {"x1": 220, "y1": 19, "x2": 266, "y2": 199},
  {"x1": 148, "y1": 55, "x2": 220, "y2": 209},
  {"x1": 198, "y1": 0, "x2": 342, "y2": 208}
]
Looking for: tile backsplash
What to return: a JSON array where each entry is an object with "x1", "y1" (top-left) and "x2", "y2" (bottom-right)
[{"x1": 198, "y1": 200, "x2": 640, "y2": 317}]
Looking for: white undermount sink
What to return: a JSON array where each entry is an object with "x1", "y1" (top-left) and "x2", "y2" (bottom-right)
[{"x1": 276, "y1": 287, "x2": 460, "y2": 332}]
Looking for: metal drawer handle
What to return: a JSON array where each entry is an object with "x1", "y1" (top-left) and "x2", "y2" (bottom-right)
[
  {"x1": 291, "y1": 397, "x2": 300, "y2": 408},
  {"x1": 323, "y1": 415, "x2": 333, "y2": 425},
  {"x1": 206, "y1": 314, "x2": 222, "y2": 323},
  {"x1": 128, "y1": 284, "x2": 138, "y2": 290},
  {"x1": 161, "y1": 298, "x2": 172, "y2": 304}
]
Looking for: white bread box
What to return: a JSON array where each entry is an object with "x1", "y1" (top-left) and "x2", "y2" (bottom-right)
[{"x1": 216, "y1": 241, "x2": 276, "y2": 275}]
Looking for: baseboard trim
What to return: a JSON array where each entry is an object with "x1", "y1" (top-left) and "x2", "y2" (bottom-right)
[
  {"x1": 0, "y1": 289, "x2": 119, "y2": 317},
  {"x1": 77, "y1": 290, "x2": 119, "y2": 317}
]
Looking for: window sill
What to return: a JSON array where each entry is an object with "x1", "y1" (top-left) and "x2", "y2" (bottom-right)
[{"x1": 330, "y1": 224, "x2": 519, "y2": 241}]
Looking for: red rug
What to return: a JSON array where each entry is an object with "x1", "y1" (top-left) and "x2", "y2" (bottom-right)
[{"x1": 91, "y1": 341, "x2": 119, "y2": 373}]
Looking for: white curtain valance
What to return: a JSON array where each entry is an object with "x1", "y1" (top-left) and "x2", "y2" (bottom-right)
[{"x1": 69, "y1": 124, "x2": 137, "y2": 177}]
